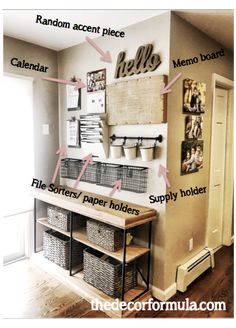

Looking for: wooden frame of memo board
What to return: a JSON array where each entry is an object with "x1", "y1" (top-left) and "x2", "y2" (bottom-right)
[{"x1": 106, "y1": 75, "x2": 167, "y2": 125}]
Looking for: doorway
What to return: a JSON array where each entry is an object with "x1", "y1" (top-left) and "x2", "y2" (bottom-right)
[
  {"x1": 1, "y1": 74, "x2": 34, "y2": 264},
  {"x1": 207, "y1": 74, "x2": 234, "y2": 250}
]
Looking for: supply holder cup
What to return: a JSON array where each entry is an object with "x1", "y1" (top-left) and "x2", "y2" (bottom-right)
[{"x1": 110, "y1": 134, "x2": 162, "y2": 161}]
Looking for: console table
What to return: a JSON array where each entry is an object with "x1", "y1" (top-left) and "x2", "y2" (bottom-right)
[{"x1": 31, "y1": 186, "x2": 157, "y2": 317}]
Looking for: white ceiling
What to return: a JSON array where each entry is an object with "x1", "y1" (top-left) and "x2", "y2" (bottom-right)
[
  {"x1": 3, "y1": 9, "x2": 234, "y2": 52},
  {"x1": 3, "y1": 10, "x2": 166, "y2": 51}
]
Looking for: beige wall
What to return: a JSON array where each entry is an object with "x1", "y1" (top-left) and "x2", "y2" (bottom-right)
[
  {"x1": 58, "y1": 12, "x2": 171, "y2": 290},
  {"x1": 4, "y1": 36, "x2": 59, "y2": 183},
  {"x1": 165, "y1": 13, "x2": 233, "y2": 289}
]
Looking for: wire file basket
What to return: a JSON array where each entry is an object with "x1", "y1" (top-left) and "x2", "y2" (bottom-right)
[
  {"x1": 68, "y1": 159, "x2": 80, "y2": 179},
  {"x1": 98, "y1": 163, "x2": 122, "y2": 188},
  {"x1": 60, "y1": 158, "x2": 149, "y2": 193},
  {"x1": 60, "y1": 159, "x2": 69, "y2": 178},
  {"x1": 80, "y1": 161, "x2": 99, "y2": 184},
  {"x1": 121, "y1": 166, "x2": 148, "y2": 193},
  {"x1": 61, "y1": 158, "x2": 80, "y2": 179}
]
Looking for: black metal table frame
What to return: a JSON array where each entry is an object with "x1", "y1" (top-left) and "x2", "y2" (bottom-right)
[{"x1": 34, "y1": 198, "x2": 153, "y2": 303}]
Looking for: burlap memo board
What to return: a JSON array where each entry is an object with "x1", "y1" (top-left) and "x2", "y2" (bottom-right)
[{"x1": 106, "y1": 75, "x2": 167, "y2": 125}]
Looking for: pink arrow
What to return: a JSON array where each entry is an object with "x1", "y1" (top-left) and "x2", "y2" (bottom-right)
[
  {"x1": 51, "y1": 145, "x2": 67, "y2": 184},
  {"x1": 85, "y1": 36, "x2": 112, "y2": 63},
  {"x1": 42, "y1": 76, "x2": 86, "y2": 90},
  {"x1": 158, "y1": 164, "x2": 171, "y2": 188},
  {"x1": 109, "y1": 179, "x2": 122, "y2": 197},
  {"x1": 160, "y1": 72, "x2": 182, "y2": 95},
  {"x1": 74, "y1": 153, "x2": 93, "y2": 188}
]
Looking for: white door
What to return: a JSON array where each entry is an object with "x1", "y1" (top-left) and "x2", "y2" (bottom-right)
[
  {"x1": 207, "y1": 87, "x2": 228, "y2": 249},
  {"x1": 1, "y1": 74, "x2": 34, "y2": 264}
]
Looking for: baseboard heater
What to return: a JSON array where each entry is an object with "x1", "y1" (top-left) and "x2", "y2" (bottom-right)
[{"x1": 176, "y1": 248, "x2": 214, "y2": 292}]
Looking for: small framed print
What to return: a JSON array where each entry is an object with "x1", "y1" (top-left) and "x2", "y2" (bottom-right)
[
  {"x1": 183, "y1": 79, "x2": 206, "y2": 114},
  {"x1": 87, "y1": 69, "x2": 106, "y2": 93},
  {"x1": 181, "y1": 140, "x2": 203, "y2": 175},
  {"x1": 185, "y1": 115, "x2": 203, "y2": 139}
]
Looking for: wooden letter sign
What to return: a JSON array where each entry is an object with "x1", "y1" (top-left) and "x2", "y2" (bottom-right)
[{"x1": 114, "y1": 44, "x2": 161, "y2": 79}]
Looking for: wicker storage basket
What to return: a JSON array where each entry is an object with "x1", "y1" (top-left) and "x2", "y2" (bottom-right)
[
  {"x1": 47, "y1": 205, "x2": 87, "y2": 232},
  {"x1": 87, "y1": 219, "x2": 123, "y2": 252},
  {"x1": 43, "y1": 229, "x2": 84, "y2": 269},
  {"x1": 83, "y1": 248, "x2": 137, "y2": 298}
]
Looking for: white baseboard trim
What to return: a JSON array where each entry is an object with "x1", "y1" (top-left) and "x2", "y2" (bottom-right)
[
  {"x1": 151, "y1": 283, "x2": 177, "y2": 301},
  {"x1": 213, "y1": 245, "x2": 222, "y2": 254}
]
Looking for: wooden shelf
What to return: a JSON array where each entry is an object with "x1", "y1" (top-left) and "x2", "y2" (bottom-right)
[
  {"x1": 31, "y1": 252, "x2": 150, "y2": 318},
  {"x1": 37, "y1": 218, "x2": 70, "y2": 237},
  {"x1": 37, "y1": 218, "x2": 150, "y2": 263},
  {"x1": 32, "y1": 187, "x2": 157, "y2": 229},
  {"x1": 73, "y1": 227, "x2": 149, "y2": 263}
]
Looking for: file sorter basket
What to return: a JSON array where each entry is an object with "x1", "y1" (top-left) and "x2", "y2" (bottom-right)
[
  {"x1": 43, "y1": 229, "x2": 84, "y2": 269},
  {"x1": 98, "y1": 163, "x2": 122, "y2": 188},
  {"x1": 68, "y1": 158, "x2": 80, "y2": 179},
  {"x1": 83, "y1": 248, "x2": 137, "y2": 298},
  {"x1": 80, "y1": 161, "x2": 99, "y2": 184},
  {"x1": 60, "y1": 159, "x2": 69, "y2": 178},
  {"x1": 47, "y1": 205, "x2": 87, "y2": 232},
  {"x1": 121, "y1": 166, "x2": 148, "y2": 193},
  {"x1": 60, "y1": 158, "x2": 80, "y2": 179},
  {"x1": 60, "y1": 158, "x2": 149, "y2": 194},
  {"x1": 87, "y1": 219, "x2": 123, "y2": 252}
]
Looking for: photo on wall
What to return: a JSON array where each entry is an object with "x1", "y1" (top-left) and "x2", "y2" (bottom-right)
[
  {"x1": 185, "y1": 115, "x2": 203, "y2": 139},
  {"x1": 87, "y1": 69, "x2": 106, "y2": 92},
  {"x1": 183, "y1": 78, "x2": 206, "y2": 114},
  {"x1": 181, "y1": 140, "x2": 203, "y2": 175}
]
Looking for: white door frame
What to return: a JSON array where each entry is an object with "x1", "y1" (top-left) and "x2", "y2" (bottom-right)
[{"x1": 207, "y1": 74, "x2": 234, "y2": 248}]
